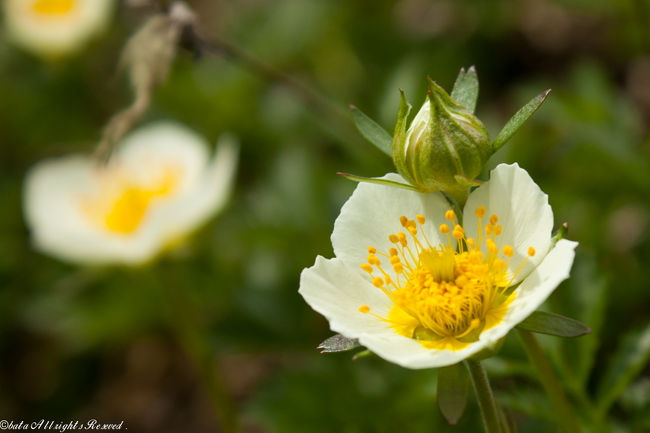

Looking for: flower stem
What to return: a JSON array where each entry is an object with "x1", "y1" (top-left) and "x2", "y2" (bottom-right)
[
  {"x1": 517, "y1": 329, "x2": 582, "y2": 433},
  {"x1": 465, "y1": 359, "x2": 503, "y2": 433}
]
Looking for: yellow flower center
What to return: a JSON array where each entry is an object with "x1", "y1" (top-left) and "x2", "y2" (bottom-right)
[
  {"x1": 82, "y1": 165, "x2": 181, "y2": 235},
  {"x1": 359, "y1": 207, "x2": 535, "y2": 351},
  {"x1": 31, "y1": 0, "x2": 75, "y2": 16}
]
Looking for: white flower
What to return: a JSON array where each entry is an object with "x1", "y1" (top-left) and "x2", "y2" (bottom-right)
[
  {"x1": 23, "y1": 121, "x2": 238, "y2": 265},
  {"x1": 299, "y1": 163, "x2": 577, "y2": 369},
  {"x1": 4, "y1": 0, "x2": 114, "y2": 57}
]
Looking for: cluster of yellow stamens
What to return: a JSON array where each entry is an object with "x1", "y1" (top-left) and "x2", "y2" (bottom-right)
[
  {"x1": 31, "y1": 0, "x2": 76, "y2": 16},
  {"x1": 358, "y1": 206, "x2": 535, "y2": 351},
  {"x1": 81, "y1": 165, "x2": 181, "y2": 234}
]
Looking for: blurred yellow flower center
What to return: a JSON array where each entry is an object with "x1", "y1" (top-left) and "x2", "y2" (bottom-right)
[
  {"x1": 82, "y1": 166, "x2": 180, "y2": 234},
  {"x1": 31, "y1": 0, "x2": 75, "y2": 16},
  {"x1": 359, "y1": 207, "x2": 535, "y2": 351}
]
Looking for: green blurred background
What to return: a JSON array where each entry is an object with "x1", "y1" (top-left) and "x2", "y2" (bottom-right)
[{"x1": 1, "y1": 0, "x2": 650, "y2": 432}]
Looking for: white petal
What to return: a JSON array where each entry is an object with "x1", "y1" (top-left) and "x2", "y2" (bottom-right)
[
  {"x1": 23, "y1": 154, "x2": 151, "y2": 264},
  {"x1": 299, "y1": 256, "x2": 393, "y2": 336},
  {"x1": 331, "y1": 173, "x2": 450, "y2": 272},
  {"x1": 145, "y1": 134, "x2": 238, "y2": 242},
  {"x1": 359, "y1": 332, "x2": 488, "y2": 370},
  {"x1": 299, "y1": 255, "x2": 494, "y2": 369},
  {"x1": 479, "y1": 239, "x2": 578, "y2": 346},
  {"x1": 5, "y1": 0, "x2": 114, "y2": 57},
  {"x1": 464, "y1": 163, "x2": 554, "y2": 283},
  {"x1": 116, "y1": 121, "x2": 210, "y2": 194}
]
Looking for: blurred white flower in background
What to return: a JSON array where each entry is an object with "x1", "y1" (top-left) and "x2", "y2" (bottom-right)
[
  {"x1": 23, "y1": 122, "x2": 238, "y2": 265},
  {"x1": 4, "y1": 0, "x2": 115, "y2": 57}
]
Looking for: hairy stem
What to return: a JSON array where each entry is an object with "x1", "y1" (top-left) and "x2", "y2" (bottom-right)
[{"x1": 465, "y1": 359, "x2": 503, "y2": 433}]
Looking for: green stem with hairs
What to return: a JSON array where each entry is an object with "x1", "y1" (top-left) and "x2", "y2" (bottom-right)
[
  {"x1": 517, "y1": 329, "x2": 581, "y2": 433},
  {"x1": 465, "y1": 359, "x2": 503, "y2": 433}
]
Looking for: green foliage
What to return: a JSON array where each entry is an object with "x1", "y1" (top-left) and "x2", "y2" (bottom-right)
[
  {"x1": 349, "y1": 105, "x2": 393, "y2": 156},
  {"x1": 516, "y1": 311, "x2": 591, "y2": 338},
  {"x1": 450, "y1": 66, "x2": 479, "y2": 113},
  {"x1": 437, "y1": 363, "x2": 470, "y2": 425}
]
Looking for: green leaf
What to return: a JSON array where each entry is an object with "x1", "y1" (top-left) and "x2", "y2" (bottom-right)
[
  {"x1": 437, "y1": 363, "x2": 470, "y2": 425},
  {"x1": 349, "y1": 104, "x2": 393, "y2": 156},
  {"x1": 551, "y1": 222, "x2": 569, "y2": 245},
  {"x1": 596, "y1": 324, "x2": 650, "y2": 414},
  {"x1": 450, "y1": 66, "x2": 479, "y2": 113},
  {"x1": 351, "y1": 349, "x2": 374, "y2": 361},
  {"x1": 336, "y1": 172, "x2": 420, "y2": 191},
  {"x1": 492, "y1": 89, "x2": 551, "y2": 151},
  {"x1": 318, "y1": 334, "x2": 360, "y2": 353},
  {"x1": 516, "y1": 311, "x2": 591, "y2": 338}
]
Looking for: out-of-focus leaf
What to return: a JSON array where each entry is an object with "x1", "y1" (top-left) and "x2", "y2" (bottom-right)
[
  {"x1": 492, "y1": 89, "x2": 551, "y2": 151},
  {"x1": 596, "y1": 324, "x2": 650, "y2": 414},
  {"x1": 337, "y1": 172, "x2": 419, "y2": 191},
  {"x1": 318, "y1": 334, "x2": 360, "y2": 353},
  {"x1": 497, "y1": 388, "x2": 554, "y2": 423},
  {"x1": 554, "y1": 255, "x2": 608, "y2": 388},
  {"x1": 437, "y1": 363, "x2": 470, "y2": 425},
  {"x1": 450, "y1": 66, "x2": 479, "y2": 113},
  {"x1": 516, "y1": 311, "x2": 591, "y2": 338},
  {"x1": 351, "y1": 349, "x2": 374, "y2": 361},
  {"x1": 349, "y1": 104, "x2": 393, "y2": 156}
]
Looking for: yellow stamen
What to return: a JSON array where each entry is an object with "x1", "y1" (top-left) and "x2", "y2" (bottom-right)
[
  {"x1": 32, "y1": 0, "x2": 75, "y2": 16},
  {"x1": 82, "y1": 165, "x2": 180, "y2": 234},
  {"x1": 445, "y1": 210, "x2": 456, "y2": 221}
]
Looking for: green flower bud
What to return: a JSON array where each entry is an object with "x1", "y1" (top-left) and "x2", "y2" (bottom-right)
[{"x1": 392, "y1": 79, "x2": 491, "y2": 199}]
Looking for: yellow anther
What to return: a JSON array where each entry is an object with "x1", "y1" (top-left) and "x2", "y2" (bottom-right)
[
  {"x1": 470, "y1": 318, "x2": 481, "y2": 328},
  {"x1": 400, "y1": 216, "x2": 408, "y2": 227},
  {"x1": 367, "y1": 255, "x2": 380, "y2": 265},
  {"x1": 493, "y1": 258, "x2": 505, "y2": 270},
  {"x1": 495, "y1": 225, "x2": 502, "y2": 235},
  {"x1": 372, "y1": 277, "x2": 384, "y2": 288},
  {"x1": 445, "y1": 210, "x2": 456, "y2": 221},
  {"x1": 503, "y1": 245, "x2": 514, "y2": 257},
  {"x1": 466, "y1": 238, "x2": 476, "y2": 249},
  {"x1": 439, "y1": 224, "x2": 450, "y2": 234},
  {"x1": 489, "y1": 214, "x2": 499, "y2": 225},
  {"x1": 452, "y1": 230, "x2": 464, "y2": 240},
  {"x1": 398, "y1": 232, "x2": 408, "y2": 246},
  {"x1": 367, "y1": 246, "x2": 376, "y2": 254},
  {"x1": 475, "y1": 206, "x2": 486, "y2": 218},
  {"x1": 393, "y1": 264, "x2": 403, "y2": 274},
  {"x1": 358, "y1": 305, "x2": 370, "y2": 313},
  {"x1": 390, "y1": 256, "x2": 401, "y2": 265},
  {"x1": 485, "y1": 224, "x2": 493, "y2": 235},
  {"x1": 360, "y1": 264, "x2": 373, "y2": 273},
  {"x1": 454, "y1": 225, "x2": 464, "y2": 234},
  {"x1": 416, "y1": 214, "x2": 426, "y2": 225},
  {"x1": 528, "y1": 247, "x2": 536, "y2": 257},
  {"x1": 389, "y1": 234, "x2": 399, "y2": 243},
  {"x1": 455, "y1": 275, "x2": 468, "y2": 286},
  {"x1": 389, "y1": 247, "x2": 398, "y2": 257},
  {"x1": 487, "y1": 239, "x2": 497, "y2": 254},
  {"x1": 408, "y1": 226, "x2": 418, "y2": 235}
]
